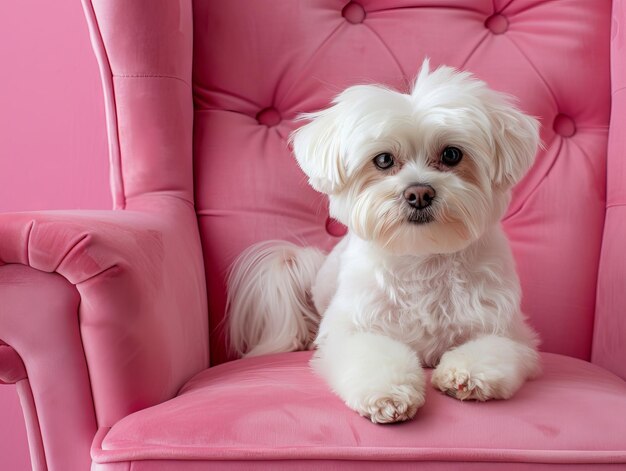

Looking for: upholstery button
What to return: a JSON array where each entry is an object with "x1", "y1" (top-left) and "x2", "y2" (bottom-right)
[
  {"x1": 325, "y1": 217, "x2": 348, "y2": 237},
  {"x1": 553, "y1": 114, "x2": 576, "y2": 137},
  {"x1": 342, "y1": 2, "x2": 366, "y2": 24},
  {"x1": 485, "y1": 14, "x2": 509, "y2": 34},
  {"x1": 256, "y1": 108, "x2": 281, "y2": 127}
]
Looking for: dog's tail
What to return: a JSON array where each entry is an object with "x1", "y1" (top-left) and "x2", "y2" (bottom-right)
[{"x1": 226, "y1": 241, "x2": 326, "y2": 358}]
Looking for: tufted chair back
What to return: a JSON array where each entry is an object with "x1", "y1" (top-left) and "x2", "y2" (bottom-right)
[
  {"x1": 192, "y1": 1, "x2": 611, "y2": 365},
  {"x1": 86, "y1": 0, "x2": 620, "y2": 370}
]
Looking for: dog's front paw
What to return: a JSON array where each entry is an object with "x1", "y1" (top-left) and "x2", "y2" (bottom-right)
[
  {"x1": 313, "y1": 332, "x2": 428, "y2": 423},
  {"x1": 431, "y1": 336, "x2": 538, "y2": 401},
  {"x1": 350, "y1": 383, "x2": 426, "y2": 424},
  {"x1": 431, "y1": 362, "x2": 494, "y2": 401}
]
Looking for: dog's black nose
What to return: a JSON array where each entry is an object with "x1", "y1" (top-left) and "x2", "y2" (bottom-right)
[{"x1": 404, "y1": 184, "x2": 436, "y2": 209}]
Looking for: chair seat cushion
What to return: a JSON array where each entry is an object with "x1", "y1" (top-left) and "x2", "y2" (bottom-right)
[{"x1": 92, "y1": 352, "x2": 626, "y2": 469}]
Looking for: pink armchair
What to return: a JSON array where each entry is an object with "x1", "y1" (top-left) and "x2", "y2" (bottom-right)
[{"x1": 1, "y1": 0, "x2": 625, "y2": 469}]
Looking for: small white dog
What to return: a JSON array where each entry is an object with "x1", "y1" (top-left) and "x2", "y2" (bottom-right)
[{"x1": 227, "y1": 60, "x2": 541, "y2": 424}]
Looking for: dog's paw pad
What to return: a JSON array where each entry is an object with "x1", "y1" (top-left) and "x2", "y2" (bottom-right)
[
  {"x1": 355, "y1": 385, "x2": 425, "y2": 424},
  {"x1": 367, "y1": 398, "x2": 416, "y2": 423},
  {"x1": 432, "y1": 367, "x2": 488, "y2": 401}
]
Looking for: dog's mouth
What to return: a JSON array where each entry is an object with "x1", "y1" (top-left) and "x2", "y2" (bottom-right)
[{"x1": 407, "y1": 210, "x2": 435, "y2": 225}]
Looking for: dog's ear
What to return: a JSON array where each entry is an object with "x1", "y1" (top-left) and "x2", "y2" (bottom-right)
[
  {"x1": 290, "y1": 104, "x2": 347, "y2": 195},
  {"x1": 487, "y1": 96, "x2": 541, "y2": 189}
]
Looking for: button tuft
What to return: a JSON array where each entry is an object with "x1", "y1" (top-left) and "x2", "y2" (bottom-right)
[
  {"x1": 256, "y1": 108, "x2": 281, "y2": 127},
  {"x1": 325, "y1": 217, "x2": 348, "y2": 237},
  {"x1": 485, "y1": 14, "x2": 509, "y2": 34},
  {"x1": 342, "y1": 2, "x2": 366, "y2": 24},
  {"x1": 553, "y1": 114, "x2": 576, "y2": 137}
]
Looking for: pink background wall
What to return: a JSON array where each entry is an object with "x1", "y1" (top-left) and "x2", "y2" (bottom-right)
[{"x1": 0, "y1": 1, "x2": 110, "y2": 468}]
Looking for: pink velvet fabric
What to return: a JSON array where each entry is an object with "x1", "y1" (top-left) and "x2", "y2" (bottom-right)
[
  {"x1": 194, "y1": 0, "x2": 611, "y2": 365},
  {"x1": 93, "y1": 351, "x2": 626, "y2": 469},
  {"x1": 0, "y1": 343, "x2": 27, "y2": 384},
  {"x1": 1, "y1": 1, "x2": 625, "y2": 470},
  {"x1": 0, "y1": 201, "x2": 209, "y2": 428},
  {"x1": 593, "y1": 0, "x2": 626, "y2": 380},
  {"x1": 0, "y1": 200, "x2": 209, "y2": 471},
  {"x1": 93, "y1": 462, "x2": 626, "y2": 471},
  {"x1": 0, "y1": 265, "x2": 94, "y2": 469},
  {"x1": 87, "y1": 0, "x2": 195, "y2": 208}
]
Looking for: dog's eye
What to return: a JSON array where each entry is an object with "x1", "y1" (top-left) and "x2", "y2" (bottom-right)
[
  {"x1": 441, "y1": 147, "x2": 463, "y2": 166},
  {"x1": 373, "y1": 153, "x2": 395, "y2": 170}
]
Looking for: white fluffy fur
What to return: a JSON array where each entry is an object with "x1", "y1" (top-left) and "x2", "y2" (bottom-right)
[
  {"x1": 227, "y1": 60, "x2": 541, "y2": 423},
  {"x1": 226, "y1": 241, "x2": 325, "y2": 357}
]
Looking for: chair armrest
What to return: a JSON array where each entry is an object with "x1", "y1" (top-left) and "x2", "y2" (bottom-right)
[
  {"x1": 0, "y1": 340, "x2": 27, "y2": 384},
  {"x1": 1, "y1": 266, "x2": 94, "y2": 470},
  {"x1": 0, "y1": 198, "x2": 209, "y2": 427}
]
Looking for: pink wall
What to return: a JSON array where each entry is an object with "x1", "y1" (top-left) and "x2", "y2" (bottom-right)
[{"x1": 0, "y1": 1, "x2": 110, "y2": 469}]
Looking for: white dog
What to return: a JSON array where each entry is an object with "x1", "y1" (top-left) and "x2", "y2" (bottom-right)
[{"x1": 227, "y1": 60, "x2": 541, "y2": 424}]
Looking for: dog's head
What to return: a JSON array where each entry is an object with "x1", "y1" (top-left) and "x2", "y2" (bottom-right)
[{"x1": 291, "y1": 60, "x2": 540, "y2": 256}]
